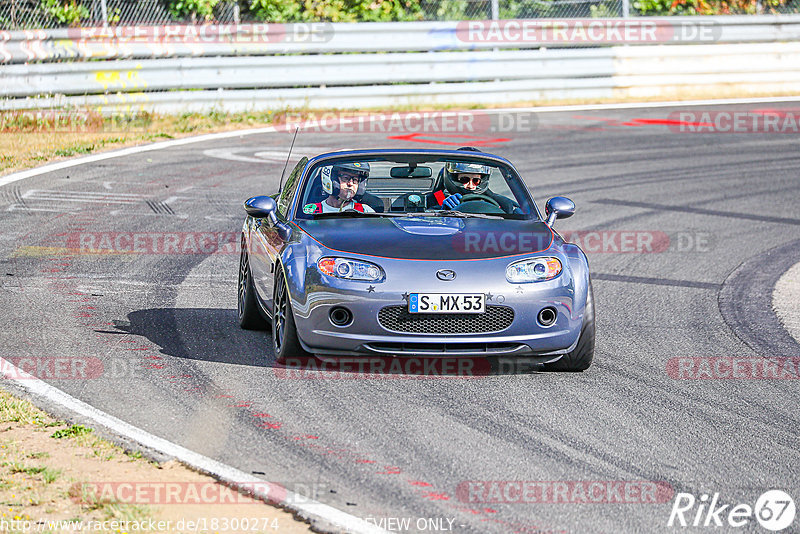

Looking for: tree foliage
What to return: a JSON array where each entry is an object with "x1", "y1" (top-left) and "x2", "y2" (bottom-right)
[
  {"x1": 167, "y1": 0, "x2": 222, "y2": 21},
  {"x1": 634, "y1": 0, "x2": 794, "y2": 14},
  {"x1": 246, "y1": 0, "x2": 424, "y2": 22},
  {"x1": 40, "y1": 0, "x2": 89, "y2": 25},
  {"x1": 37, "y1": 0, "x2": 800, "y2": 25}
]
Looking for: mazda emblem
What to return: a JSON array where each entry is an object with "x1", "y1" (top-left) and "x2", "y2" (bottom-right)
[{"x1": 436, "y1": 269, "x2": 456, "y2": 281}]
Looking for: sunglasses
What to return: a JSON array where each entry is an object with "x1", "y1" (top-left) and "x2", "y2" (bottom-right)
[
  {"x1": 456, "y1": 175, "x2": 483, "y2": 186},
  {"x1": 338, "y1": 173, "x2": 361, "y2": 183}
]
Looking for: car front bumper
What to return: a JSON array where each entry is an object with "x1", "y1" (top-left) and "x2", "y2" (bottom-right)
[{"x1": 288, "y1": 254, "x2": 587, "y2": 358}]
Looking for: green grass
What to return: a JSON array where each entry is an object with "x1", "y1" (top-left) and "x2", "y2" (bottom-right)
[
  {"x1": 0, "y1": 388, "x2": 170, "y2": 527},
  {"x1": 41, "y1": 467, "x2": 61, "y2": 484},
  {"x1": 102, "y1": 502, "x2": 152, "y2": 521},
  {"x1": 0, "y1": 391, "x2": 49, "y2": 426},
  {"x1": 40, "y1": 421, "x2": 62, "y2": 428},
  {"x1": 5, "y1": 462, "x2": 59, "y2": 485},
  {"x1": 9, "y1": 462, "x2": 46, "y2": 475},
  {"x1": 50, "y1": 424, "x2": 93, "y2": 439},
  {"x1": 52, "y1": 137, "x2": 130, "y2": 157},
  {"x1": 69, "y1": 483, "x2": 152, "y2": 520},
  {"x1": 53, "y1": 144, "x2": 96, "y2": 157}
]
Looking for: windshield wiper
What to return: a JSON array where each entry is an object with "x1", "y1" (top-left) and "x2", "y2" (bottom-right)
[
  {"x1": 313, "y1": 210, "x2": 403, "y2": 218},
  {"x1": 313, "y1": 210, "x2": 505, "y2": 220},
  {"x1": 410, "y1": 210, "x2": 504, "y2": 220}
]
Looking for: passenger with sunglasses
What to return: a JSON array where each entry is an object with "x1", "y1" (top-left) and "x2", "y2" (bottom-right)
[{"x1": 305, "y1": 162, "x2": 375, "y2": 214}]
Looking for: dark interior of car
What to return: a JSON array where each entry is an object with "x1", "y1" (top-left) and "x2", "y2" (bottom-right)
[{"x1": 299, "y1": 160, "x2": 520, "y2": 216}]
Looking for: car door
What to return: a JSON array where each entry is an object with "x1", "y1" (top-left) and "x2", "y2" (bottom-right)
[{"x1": 250, "y1": 157, "x2": 307, "y2": 306}]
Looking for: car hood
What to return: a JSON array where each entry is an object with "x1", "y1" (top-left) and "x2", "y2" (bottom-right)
[{"x1": 294, "y1": 216, "x2": 553, "y2": 260}]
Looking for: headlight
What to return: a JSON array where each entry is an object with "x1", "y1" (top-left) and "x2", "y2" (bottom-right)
[
  {"x1": 506, "y1": 257, "x2": 562, "y2": 283},
  {"x1": 318, "y1": 257, "x2": 384, "y2": 282}
]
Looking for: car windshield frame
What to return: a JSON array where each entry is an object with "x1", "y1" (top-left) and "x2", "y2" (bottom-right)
[{"x1": 291, "y1": 152, "x2": 540, "y2": 221}]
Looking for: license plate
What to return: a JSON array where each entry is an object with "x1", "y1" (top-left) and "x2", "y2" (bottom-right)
[{"x1": 408, "y1": 293, "x2": 485, "y2": 314}]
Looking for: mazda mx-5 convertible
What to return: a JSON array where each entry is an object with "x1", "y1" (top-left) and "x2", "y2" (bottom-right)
[{"x1": 238, "y1": 148, "x2": 594, "y2": 371}]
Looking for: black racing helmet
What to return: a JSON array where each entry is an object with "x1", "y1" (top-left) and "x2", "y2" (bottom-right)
[
  {"x1": 322, "y1": 162, "x2": 370, "y2": 199},
  {"x1": 443, "y1": 161, "x2": 491, "y2": 196}
]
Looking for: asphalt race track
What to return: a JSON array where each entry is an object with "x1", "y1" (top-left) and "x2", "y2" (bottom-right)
[{"x1": 2, "y1": 102, "x2": 800, "y2": 533}]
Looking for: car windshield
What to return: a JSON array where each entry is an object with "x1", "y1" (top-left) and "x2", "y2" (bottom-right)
[{"x1": 294, "y1": 155, "x2": 536, "y2": 220}]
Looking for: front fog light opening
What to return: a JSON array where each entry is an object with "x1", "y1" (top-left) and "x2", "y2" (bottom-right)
[
  {"x1": 329, "y1": 306, "x2": 353, "y2": 327},
  {"x1": 537, "y1": 307, "x2": 557, "y2": 327}
]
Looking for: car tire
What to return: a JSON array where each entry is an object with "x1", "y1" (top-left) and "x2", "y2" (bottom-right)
[
  {"x1": 545, "y1": 282, "x2": 595, "y2": 372},
  {"x1": 237, "y1": 238, "x2": 267, "y2": 330},
  {"x1": 272, "y1": 264, "x2": 312, "y2": 363}
]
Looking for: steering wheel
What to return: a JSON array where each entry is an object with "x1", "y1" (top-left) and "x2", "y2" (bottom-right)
[{"x1": 460, "y1": 193, "x2": 501, "y2": 208}]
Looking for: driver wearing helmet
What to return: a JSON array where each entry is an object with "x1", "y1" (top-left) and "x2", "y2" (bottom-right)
[
  {"x1": 434, "y1": 162, "x2": 517, "y2": 213},
  {"x1": 305, "y1": 162, "x2": 375, "y2": 214}
]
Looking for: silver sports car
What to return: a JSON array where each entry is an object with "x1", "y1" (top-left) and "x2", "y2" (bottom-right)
[{"x1": 238, "y1": 148, "x2": 594, "y2": 371}]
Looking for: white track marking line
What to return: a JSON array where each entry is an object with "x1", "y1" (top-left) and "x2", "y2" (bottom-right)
[
  {"x1": 0, "y1": 356, "x2": 388, "y2": 534},
  {"x1": 773, "y1": 262, "x2": 800, "y2": 344},
  {"x1": 3, "y1": 96, "x2": 800, "y2": 189},
  {"x1": 0, "y1": 127, "x2": 277, "y2": 188}
]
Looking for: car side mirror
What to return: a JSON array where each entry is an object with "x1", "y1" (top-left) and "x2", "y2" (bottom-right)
[
  {"x1": 245, "y1": 195, "x2": 278, "y2": 222},
  {"x1": 244, "y1": 196, "x2": 292, "y2": 241},
  {"x1": 545, "y1": 196, "x2": 575, "y2": 227}
]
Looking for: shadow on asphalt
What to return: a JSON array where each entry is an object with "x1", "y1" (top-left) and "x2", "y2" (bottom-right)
[
  {"x1": 97, "y1": 307, "x2": 272, "y2": 368},
  {"x1": 105, "y1": 307, "x2": 564, "y2": 377}
]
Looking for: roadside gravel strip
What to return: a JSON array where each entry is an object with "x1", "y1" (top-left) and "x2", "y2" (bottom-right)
[{"x1": 774, "y1": 262, "x2": 800, "y2": 345}]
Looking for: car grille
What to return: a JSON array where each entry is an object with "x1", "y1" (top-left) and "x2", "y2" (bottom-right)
[{"x1": 378, "y1": 305, "x2": 514, "y2": 334}]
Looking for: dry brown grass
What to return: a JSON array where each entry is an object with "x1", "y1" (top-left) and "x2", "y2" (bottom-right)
[
  {"x1": 0, "y1": 109, "x2": 282, "y2": 176},
  {"x1": 0, "y1": 389, "x2": 311, "y2": 532}
]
